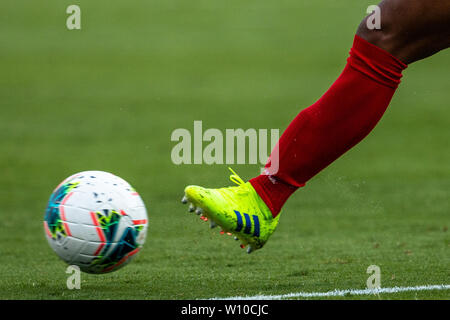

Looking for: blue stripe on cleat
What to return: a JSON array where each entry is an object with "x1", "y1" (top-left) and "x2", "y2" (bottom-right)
[
  {"x1": 243, "y1": 213, "x2": 252, "y2": 234},
  {"x1": 252, "y1": 215, "x2": 260, "y2": 237},
  {"x1": 234, "y1": 210, "x2": 243, "y2": 232}
]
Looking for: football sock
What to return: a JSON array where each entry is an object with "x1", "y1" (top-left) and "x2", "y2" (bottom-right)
[{"x1": 250, "y1": 35, "x2": 408, "y2": 217}]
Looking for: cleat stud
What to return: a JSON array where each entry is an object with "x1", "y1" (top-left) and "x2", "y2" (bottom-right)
[
  {"x1": 210, "y1": 221, "x2": 217, "y2": 229},
  {"x1": 234, "y1": 237, "x2": 239, "y2": 241},
  {"x1": 240, "y1": 244, "x2": 245, "y2": 249},
  {"x1": 226, "y1": 232, "x2": 232, "y2": 236},
  {"x1": 181, "y1": 196, "x2": 188, "y2": 204},
  {"x1": 247, "y1": 246, "x2": 255, "y2": 254},
  {"x1": 188, "y1": 204, "x2": 195, "y2": 212},
  {"x1": 219, "y1": 230, "x2": 225, "y2": 235},
  {"x1": 195, "y1": 208, "x2": 203, "y2": 215}
]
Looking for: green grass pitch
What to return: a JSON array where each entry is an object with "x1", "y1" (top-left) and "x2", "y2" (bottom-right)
[{"x1": 0, "y1": 1, "x2": 448, "y2": 299}]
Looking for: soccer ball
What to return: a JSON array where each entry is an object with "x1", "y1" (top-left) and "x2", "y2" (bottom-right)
[{"x1": 44, "y1": 171, "x2": 148, "y2": 274}]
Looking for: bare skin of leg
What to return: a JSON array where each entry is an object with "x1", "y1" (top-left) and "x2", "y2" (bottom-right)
[{"x1": 357, "y1": 0, "x2": 450, "y2": 64}]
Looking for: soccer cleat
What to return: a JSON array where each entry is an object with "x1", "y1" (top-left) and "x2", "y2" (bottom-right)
[{"x1": 182, "y1": 168, "x2": 280, "y2": 253}]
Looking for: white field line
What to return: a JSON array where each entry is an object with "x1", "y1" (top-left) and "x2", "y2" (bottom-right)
[{"x1": 209, "y1": 284, "x2": 450, "y2": 300}]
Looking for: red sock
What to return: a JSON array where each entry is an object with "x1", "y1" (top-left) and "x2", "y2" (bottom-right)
[{"x1": 250, "y1": 35, "x2": 407, "y2": 217}]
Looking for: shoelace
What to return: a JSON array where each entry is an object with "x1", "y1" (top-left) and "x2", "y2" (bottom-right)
[
  {"x1": 228, "y1": 167, "x2": 267, "y2": 222},
  {"x1": 229, "y1": 167, "x2": 245, "y2": 186}
]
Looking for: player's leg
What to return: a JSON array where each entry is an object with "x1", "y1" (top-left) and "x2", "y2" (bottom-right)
[
  {"x1": 357, "y1": 0, "x2": 450, "y2": 64},
  {"x1": 182, "y1": 0, "x2": 450, "y2": 253},
  {"x1": 250, "y1": 0, "x2": 450, "y2": 217}
]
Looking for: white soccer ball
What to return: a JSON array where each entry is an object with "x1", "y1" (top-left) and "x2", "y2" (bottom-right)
[{"x1": 44, "y1": 171, "x2": 148, "y2": 274}]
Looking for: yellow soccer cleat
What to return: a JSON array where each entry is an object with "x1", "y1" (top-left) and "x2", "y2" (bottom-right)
[{"x1": 181, "y1": 168, "x2": 280, "y2": 253}]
